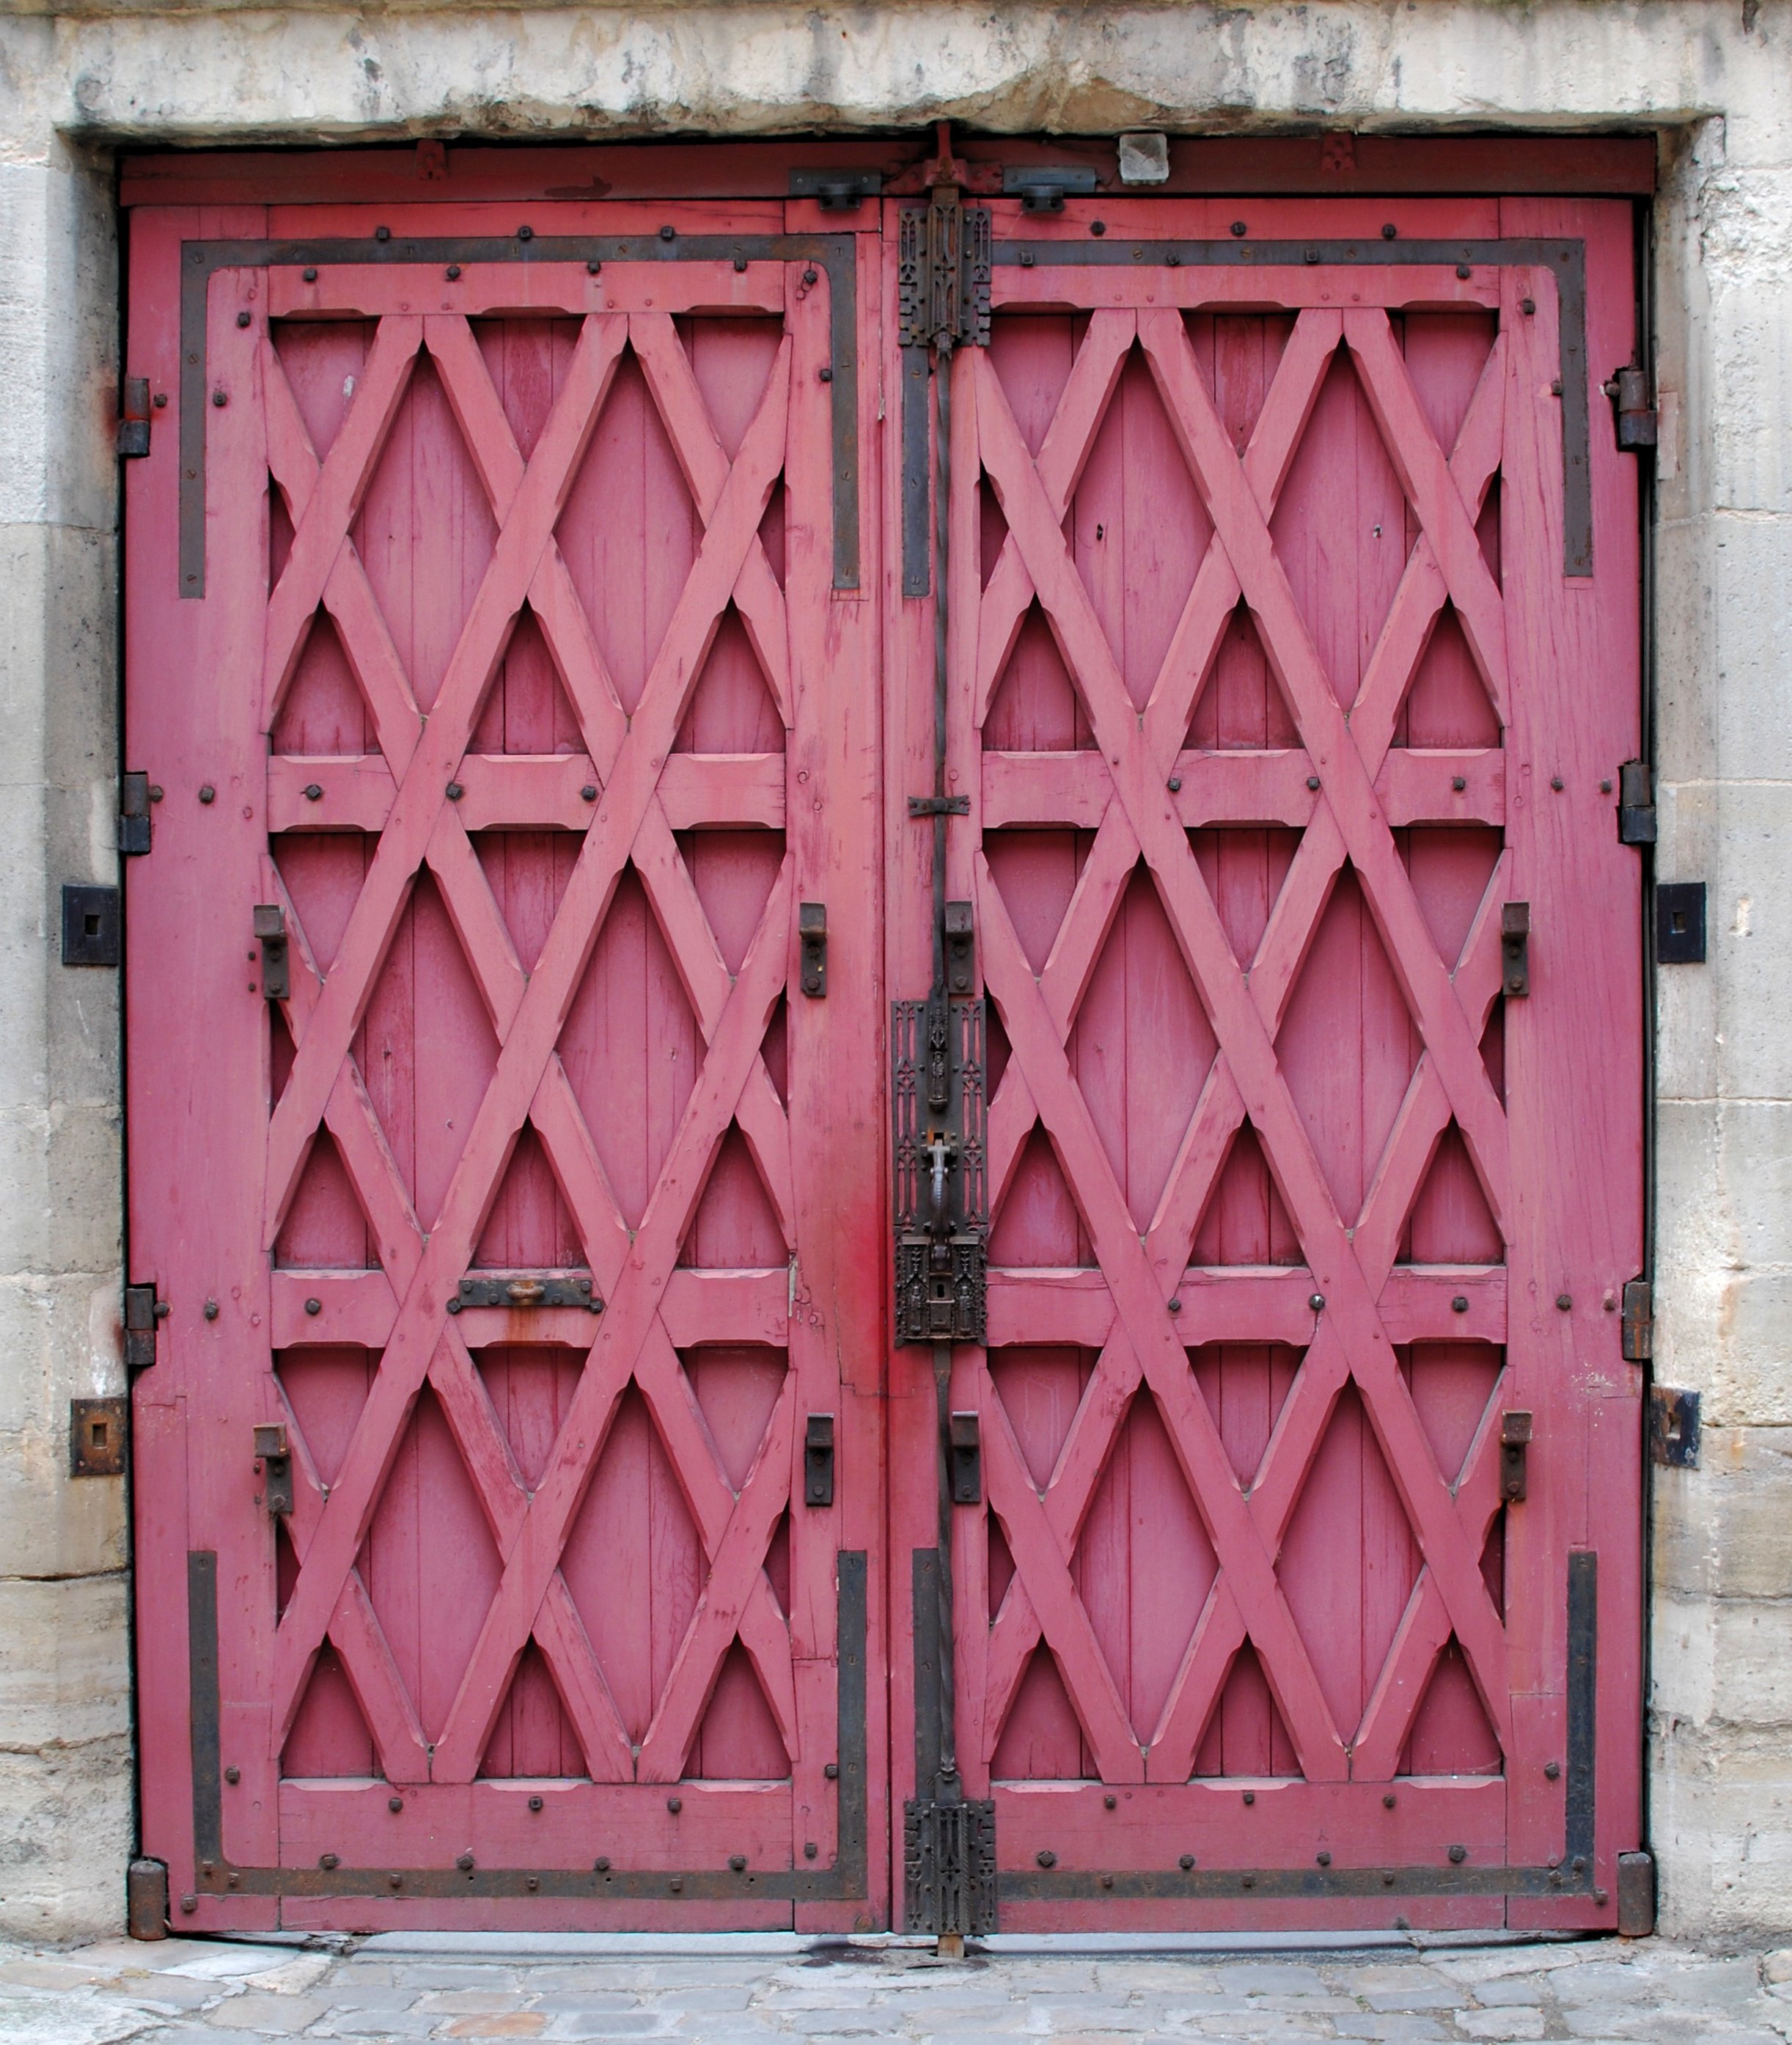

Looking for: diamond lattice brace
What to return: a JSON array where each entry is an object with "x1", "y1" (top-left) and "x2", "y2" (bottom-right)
[
  {"x1": 260, "y1": 309, "x2": 801, "y2": 1783},
  {"x1": 963, "y1": 306, "x2": 1516, "y2": 1783}
]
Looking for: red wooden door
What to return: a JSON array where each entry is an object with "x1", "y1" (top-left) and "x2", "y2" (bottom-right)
[
  {"x1": 884, "y1": 192, "x2": 1644, "y2": 1930},
  {"x1": 126, "y1": 194, "x2": 887, "y2": 1931}
]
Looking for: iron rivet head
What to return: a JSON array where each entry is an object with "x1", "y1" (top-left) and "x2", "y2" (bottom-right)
[
  {"x1": 525, "y1": 1875, "x2": 539, "y2": 1891},
  {"x1": 1307, "y1": 775, "x2": 1321, "y2": 792},
  {"x1": 1551, "y1": 775, "x2": 1565, "y2": 791},
  {"x1": 389, "y1": 1873, "x2": 403, "y2": 1890},
  {"x1": 818, "y1": 366, "x2": 834, "y2": 382},
  {"x1": 1384, "y1": 1791, "x2": 1397, "y2": 1808},
  {"x1": 204, "y1": 1299, "x2": 220, "y2": 1321},
  {"x1": 588, "y1": 260, "x2": 603, "y2": 276},
  {"x1": 236, "y1": 310, "x2": 252, "y2": 328},
  {"x1": 1317, "y1": 1850, "x2": 1332, "y2": 1865},
  {"x1": 212, "y1": 389, "x2": 228, "y2": 408},
  {"x1": 1304, "y1": 248, "x2": 1320, "y2": 265},
  {"x1": 304, "y1": 782, "x2": 323, "y2": 801},
  {"x1": 389, "y1": 1795, "x2": 403, "y2": 1813},
  {"x1": 149, "y1": 784, "x2": 164, "y2": 800},
  {"x1": 1453, "y1": 775, "x2": 1467, "y2": 792},
  {"x1": 804, "y1": 1840, "x2": 818, "y2": 1859},
  {"x1": 227, "y1": 1873, "x2": 240, "y2": 1889},
  {"x1": 668, "y1": 1877, "x2": 683, "y2": 1892},
  {"x1": 1452, "y1": 1294, "x2": 1469, "y2": 1314},
  {"x1": 320, "y1": 1853, "x2": 339, "y2": 1870},
  {"x1": 445, "y1": 1298, "x2": 461, "y2": 1313},
  {"x1": 1019, "y1": 250, "x2": 1034, "y2": 267},
  {"x1": 593, "y1": 1855, "x2": 609, "y2": 1871},
  {"x1": 305, "y1": 1296, "x2": 322, "y2": 1316},
  {"x1": 802, "y1": 267, "x2": 818, "y2": 287},
  {"x1": 153, "y1": 396, "x2": 167, "y2": 411},
  {"x1": 1036, "y1": 1848, "x2": 1057, "y2": 1868},
  {"x1": 1179, "y1": 1853, "x2": 1195, "y2": 1870},
  {"x1": 1230, "y1": 221, "x2": 1247, "y2": 237},
  {"x1": 180, "y1": 1893, "x2": 197, "y2": 1912},
  {"x1": 1167, "y1": 775, "x2": 1182, "y2": 793},
  {"x1": 824, "y1": 1761, "x2": 840, "y2": 1779},
  {"x1": 446, "y1": 781, "x2": 463, "y2": 801},
  {"x1": 1090, "y1": 221, "x2": 1106, "y2": 236},
  {"x1": 1450, "y1": 1843, "x2": 1468, "y2": 1863},
  {"x1": 667, "y1": 1795, "x2": 682, "y2": 1813},
  {"x1": 1546, "y1": 1759, "x2": 1560, "y2": 1778},
  {"x1": 1167, "y1": 252, "x2": 1180, "y2": 266},
  {"x1": 1601, "y1": 778, "x2": 1613, "y2": 793},
  {"x1": 199, "y1": 784, "x2": 216, "y2": 804},
  {"x1": 659, "y1": 224, "x2": 675, "y2": 241},
  {"x1": 446, "y1": 265, "x2": 461, "y2": 282},
  {"x1": 1595, "y1": 1887, "x2": 1609, "y2": 1906},
  {"x1": 730, "y1": 1854, "x2": 747, "y2": 1871},
  {"x1": 375, "y1": 226, "x2": 391, "y2": 243},
  {"x1": 529, "y1": 1794, "x2": 543, "y2": 1811},
  {"x1": 1384, "y1": 1870, "x2": 1397, "y2": 1885},
  {"x1": 580, "y1": 784, "x2": 598, "y2": 801},
  {"x1": 1572, "y1": 1854, "x2": 1587, "y2": 1874},
  {"x1": 1381, "y1": 223, "x2": 1398, "y2": 240},
  {"x1": 1457, "y1": 265, "x2": 1472, "y2": 280},
  {"x1": 224, "y1": 1765, "x2": 240, "y2": 1784},
  {"x1": 1167, "y1": 1297, "x2": 1182, "y2": 1314},
  {"x1": 1309, "y1": 1293, "x2": 1325, "y2": 1312},
  {"x1": 458, "y1": 1851, "x2": 474, "y2": 1870},
  {"x1": 1104, "y1": 1793, "x2": 1117, "y2": 1810},
  {"x1": 303, "y1": 267, "x2": 318, "y2": 283},
  {"x1": 1557, "y1": 1293, "x2": 1573, "y2": 1311},
  {"x1": 518, "y1": 224, "x2": 534, "y2": 241},
  {"x1": 1242, "y1": 1873, "x2": 1256, "y2": 1887},
  {"x1": 1242, "y1": 1789, "x2": 1255, "y2": 1804},
  {"x1": 1100, "y1": 1873, "x2": 1114, "y2": 1888},
  {"x1": 1522, "y1": 297, "x2": 1537, "y2": 315},
  {"x1": 1551, "y1": 378, "x2": 1564, "y2": 396}
]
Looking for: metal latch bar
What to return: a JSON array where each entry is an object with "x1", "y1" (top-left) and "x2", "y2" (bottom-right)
[{"x1": 1500, "y1": 902, "x2": 1530, "y2": 997}]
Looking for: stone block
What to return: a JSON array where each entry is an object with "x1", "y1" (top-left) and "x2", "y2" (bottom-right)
[
  {"x1": 1652, "y1": 1588, "x2": 1792, "y2": 1728},
  {"x1": 0, "y1": 1733, "x2": 133, "y2": 1942},
  {"x1": 0, "y1": 1574, "x2": 129, "y2": 1750},
  {"x1": 1652, "y1": 1719, "x2": 1792, "y2": 1938},
  {"x1": 1654, "y1": 1427, "x2": 1792, "y2": 1598}
]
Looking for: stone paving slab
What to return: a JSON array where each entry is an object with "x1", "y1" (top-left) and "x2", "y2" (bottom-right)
[{"x1": 3, "y1": 1935, "x2": 1791, "y2": 2044}]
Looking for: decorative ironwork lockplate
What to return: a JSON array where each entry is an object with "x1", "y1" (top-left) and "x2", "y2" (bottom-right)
[{"x1": 893, "y1": 998, "x2": 987, "y2": 1345}]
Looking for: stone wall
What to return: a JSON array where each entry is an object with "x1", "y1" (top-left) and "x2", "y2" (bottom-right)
[{"x1": 0, "y1": 0, "x2": 1786, "y2": 1945}]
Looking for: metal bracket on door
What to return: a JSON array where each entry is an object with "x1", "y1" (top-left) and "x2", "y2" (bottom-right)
[{"x1": 893, "y1": 995, "x2": 988, "y2": 1344}]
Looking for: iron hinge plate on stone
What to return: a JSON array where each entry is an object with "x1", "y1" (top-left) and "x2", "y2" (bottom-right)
[
  {"x1": 1620, "y1": 1277, "x2": 1653, "y2": 1363},
  {"x1": 1649, "y1": 1384, "x2": 1700, "y2": 1468},
  {"x1": 62, "y1": 883, "x2": 121, "y2": 966},
  {"x1": 1617, "y1": 760, "x2": 1656, "y2": 845},
  {"x1": 71, "y1": 1396, "x2": 128, "y2": 1477}
]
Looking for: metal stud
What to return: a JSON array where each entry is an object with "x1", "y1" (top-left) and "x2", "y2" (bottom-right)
[
  {"x1": 729, "y1": 1854, "x2": 747, "y2": 1871},
  {"x1": 529, "y1": 1795, "x2": 543, "y2": 1811},
  {"x1": 1449, "y1": 1843, "x2": 1468, "y2": 1863},
  {"x1": 389, "y1": 1795, "x2": 403, "y2": 1813},
  {"x1": 305, "y1": 1297, "x2": 322, "y2": 1315},
  {"x1": 224, "y1": 1766, "x2": 240, "y2": 1784},
  {"x1": 199, "y1": 785, "x2": 216, "y2": 803},
  {"x1": 1452, "y1": 1295, "x2": 1469, "y2": 1314},
  {"x1": 1309, "y1": 1293, "x2": 1326, "y2": 1312},
  {"x1": 204, "y1": 1299, "x2": 220, "y2": 1321},
  {"x1": 1035, "y1": 1848, "x2": 1057, "y2": 1867},
  {"x1": 1178, "y1": 1852, "x2": 1195, "y2": 1870}
]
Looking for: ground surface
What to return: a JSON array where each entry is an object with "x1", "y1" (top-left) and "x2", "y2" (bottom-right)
[{"x1": 3, "y1": 1934, "x2": 1791, "y2": 2045}]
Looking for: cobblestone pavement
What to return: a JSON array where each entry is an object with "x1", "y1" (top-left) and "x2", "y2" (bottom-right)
[{"x1": 4, "y1": 1933, "x2": 1791, "y2": 2045}]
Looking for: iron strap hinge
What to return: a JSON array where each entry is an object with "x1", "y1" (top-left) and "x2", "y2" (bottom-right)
[
  {"x1": 124, "y1": 1282, "x2": 168, "y2": 1370},
  {"x1": 898, "y1": 200, "x2": 993, "y2": 352}
]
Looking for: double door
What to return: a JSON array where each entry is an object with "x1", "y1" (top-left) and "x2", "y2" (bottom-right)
[{"x1": 125, "y1": 164, "x2": 1643, "y2": 1934}]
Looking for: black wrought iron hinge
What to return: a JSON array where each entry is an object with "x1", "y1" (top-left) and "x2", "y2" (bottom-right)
[
  {"x1": 119, "y1": 772, "x2": 155, "y2": 856},
  {"x1": 1620, "y1": 1277, "x2": 1653, "y2": 1363},
  {"x1": 124, "y1": 1282, "x2": 168, "y2": 1370}
]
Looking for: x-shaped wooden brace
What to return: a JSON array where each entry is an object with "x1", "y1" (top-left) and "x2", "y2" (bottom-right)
[
  {"x1": 261, "y1": 306, "x2": 803, "y2": 1783},
  {"x1": 966, "y1": 304, "x2": 1516, "y2": 1780}
]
